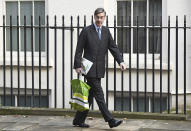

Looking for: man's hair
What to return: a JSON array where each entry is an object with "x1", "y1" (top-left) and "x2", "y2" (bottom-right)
[{"x1": 94, "y1": 8, "x2": 106, "y2": 16}]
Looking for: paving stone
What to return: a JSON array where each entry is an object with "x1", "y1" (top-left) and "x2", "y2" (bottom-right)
[
  {"x1": 0, "y1": 115, "x2": 191, "y2": 131},
  {"x1": 2, "y1": 123, "x2": 37, "y2": 131},
  {"x1": 0, "y1": 122, "x2": 15, "y2": 130}
]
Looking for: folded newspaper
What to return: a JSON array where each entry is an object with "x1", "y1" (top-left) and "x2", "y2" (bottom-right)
[{"x1": 81, "y1": 58, "x2": 93, "y2": 75}]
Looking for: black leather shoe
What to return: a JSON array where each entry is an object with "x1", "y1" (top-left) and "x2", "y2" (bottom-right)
[
  {"x1": 108, "y1": 119, "x2": 123, "y2": 128},
  {"x1": 73, "y1": 121, "x2": 90, "y2": 128}
]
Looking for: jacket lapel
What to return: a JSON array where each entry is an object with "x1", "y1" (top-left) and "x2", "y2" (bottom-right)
[
  {"x1": 90, "y1": 24, "x2": 101, "y2": 42},
  {"x1": 101, "y1": 27, "x2": 106, "y2": 41},
  {"x1": 90, "y1": 24, "x2": 107, "y2": 46}
]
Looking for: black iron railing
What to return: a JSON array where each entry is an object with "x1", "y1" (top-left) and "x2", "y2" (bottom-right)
[{"x1": 0, "y1": 15, "x2": 190, "y2": 114}]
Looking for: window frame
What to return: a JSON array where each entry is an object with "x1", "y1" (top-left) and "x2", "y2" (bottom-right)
[
  {"x1": 3, "y1": 0, "x2": 46, "y2": 59},
  {"x1": 116, "y1": 0, "x2": 162, "y2": 60},
  {"x1": 114, "y1": 93, "x2": 168, "y2": 112}
]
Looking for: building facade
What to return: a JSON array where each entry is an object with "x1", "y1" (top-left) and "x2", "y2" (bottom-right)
[{"x1": 0, "y1": 0, "x2": 191, "y2": 113}]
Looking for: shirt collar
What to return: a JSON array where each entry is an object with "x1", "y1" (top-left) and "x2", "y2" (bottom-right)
[{"x1": 94, "y1": 23, "x2": 102, "y2": 31}]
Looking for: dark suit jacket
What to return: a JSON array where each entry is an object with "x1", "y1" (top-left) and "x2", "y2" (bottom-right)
[{"x1": 74, "y1": 24, "x2": 124, "y2": 78}]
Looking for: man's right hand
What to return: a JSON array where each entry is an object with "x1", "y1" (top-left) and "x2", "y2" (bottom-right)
[{"x1": 75, "y1": 68, "x2": 82, "y2": 74}]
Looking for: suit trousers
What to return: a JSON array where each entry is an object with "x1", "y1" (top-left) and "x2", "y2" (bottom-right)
[{"x1": 73, "y1": 77, "x2": 113, "y2": 123}]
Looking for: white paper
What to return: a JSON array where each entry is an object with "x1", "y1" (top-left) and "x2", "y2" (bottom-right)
[{"x1": 81, "y1": 58, "x2": 93, "y2": 75}]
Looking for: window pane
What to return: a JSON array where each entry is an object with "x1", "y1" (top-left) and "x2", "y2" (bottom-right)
[
  {"x1": 35, "y1": 28, "x2": 45, "y2": 52},
  {"x1": 34, "y1": 96, "x2": 48, "y2": 107},
  {"x1": 133, "y1": 28, "x2": 146, "y2": 53},
  {"x1": 117, "y1": 1, "x2": 131, "y2": 26},
  {"x1": 133, "y1": 0, "x2": 146, "y2": 53},
  {"x1": 150, "y1": 97, "x2": 167, "y2": 113},
  {"x1": 149, "y1": 0, "x2": 162, "y2": 26},
  {"x1": 34, "y1": 1, "x2": 45, "y2": 52},
  {"x1": 20, "y1": 2, "x2": 32, "y2": 51},
  {"x1": 116, "y1": 97, "x2": 131, "y2": 111},
  {"x1": 133, "y1": 97, "x2": 149, "y2": 112},
  {"x1": 117, "y1": 1, "x2": 131, "y2": 53},
  {"x1": 149, "y1": 0, "x2": 162, "y2": 54},
  {"x1": 118, "y1": 28, "x2": 130, "y2": 53},
  {"x1": 20, "y1": 2, "x2": 32, "y2": 26},
  {"x1": 1, "y1": 95, "x2": 15, "y2": 106},
  {"x1": 6, "y1": 2, "x2": 18, "y2": 51},
  {"x1": 133, "y1": 0, "x2": 146, "y2": 26},
  {"x1": 6, "y1": 29, "x2": 18, "y2": 51},
  {"x1": 18, "y1": 96, "x2": 32, "y2": 107},
  {"x1": 149, "y1": 29, "x2": 161, "y2": 53}
]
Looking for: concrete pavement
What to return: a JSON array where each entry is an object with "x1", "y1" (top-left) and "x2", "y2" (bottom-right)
[{"x1": 0, "y1": 115, "x2": 191, "y2": 131}]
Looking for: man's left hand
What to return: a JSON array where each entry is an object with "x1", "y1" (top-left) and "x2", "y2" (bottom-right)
[{"x1": 120, "y1": 62, "x2": 126, "y2": 71}]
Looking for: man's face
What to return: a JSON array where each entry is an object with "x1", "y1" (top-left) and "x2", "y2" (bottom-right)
[{"x1": 94, "y1": 12, "x2": 106, "y2": 27}]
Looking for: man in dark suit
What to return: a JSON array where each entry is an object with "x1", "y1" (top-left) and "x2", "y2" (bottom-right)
[{"x1": 73, "y1": 8, "x2": 126, "y2": 128}]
